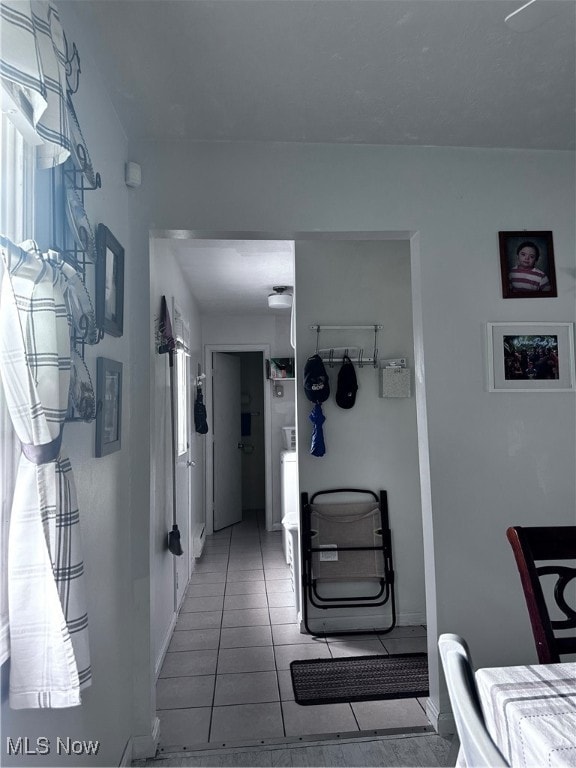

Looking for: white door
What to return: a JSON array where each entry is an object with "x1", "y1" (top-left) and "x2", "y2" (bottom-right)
[
  {"x1": 173, "y1": 305, "x2": 191, "y2": 609},
  {"x1": 212, "y1": 351, "x2": 242, "y2": 531}
]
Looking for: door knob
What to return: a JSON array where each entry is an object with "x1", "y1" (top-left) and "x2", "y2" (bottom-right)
[{"x1": 186, "y1": 460, "x2": 196, "y2": 467}]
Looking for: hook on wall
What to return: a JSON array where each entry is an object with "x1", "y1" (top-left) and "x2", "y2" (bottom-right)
[{"x1": 195, "y1": 362, "x2": 206, "y2": 388}]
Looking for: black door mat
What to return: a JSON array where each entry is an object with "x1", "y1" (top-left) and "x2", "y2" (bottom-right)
[{"x1": 290, "y1": 652, "x2": 429, "y2": 705}]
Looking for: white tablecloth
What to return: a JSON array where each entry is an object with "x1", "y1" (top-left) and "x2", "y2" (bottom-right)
[{"x1": 475, "y1": 662, "x2": 576, "y2": 767}]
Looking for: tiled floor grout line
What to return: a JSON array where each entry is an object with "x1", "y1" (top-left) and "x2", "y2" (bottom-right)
[
  {"x1": 205, "y1": 530, "x2": 231, "y2": 744},
  {"x1": 257, "y1": 512, "x2": 289, "y2": 738}
]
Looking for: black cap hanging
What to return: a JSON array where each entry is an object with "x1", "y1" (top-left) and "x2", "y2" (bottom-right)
[
  {"x1": 335, "y1": 355, "x2": 358, "y2": 409},
  {"x1": 303, "y1": 354, "x2": 330, "y2": 403}
]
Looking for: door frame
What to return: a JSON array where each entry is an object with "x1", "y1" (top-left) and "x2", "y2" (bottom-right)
[
  {"x1": 172, "y1": 300, "x2": 192, "y2": 610},
  {"x1": 204, "y1": 343, "x2": 273, "y2": 534},
  {"x1": 150, "y1": 228, "x2": 436, "y2": 727}
]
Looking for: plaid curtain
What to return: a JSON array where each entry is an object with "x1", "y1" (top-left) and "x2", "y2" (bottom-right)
[
  {"x1": 0, "y1": 237, "x2": 90, "y2": 708},
  {"x1": 0, "y1": 0, "x2": 71, "y2": 168}
]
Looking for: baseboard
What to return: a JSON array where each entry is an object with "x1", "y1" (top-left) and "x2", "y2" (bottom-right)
[
  {"x1": 155, "y1": 612, "x2": 178, "y2": 679},
  {"x1": 299, "y1": 613, "x2": 426, "y2": 633},
  {"x1": 396, "y1": 612, "x2": 427, "y2": 626},
  {"x1": 427, "y1": 697, "x2": 455, "y2": 736},
  {"x1": 192, "y1": 523, "x2": 206, "y2": 558},
  {"x1": 118, "y1": 736, "x2": 133, "y2": 767},
  {"x1": 131, "y1": 717, "x2": 161, "y2": 761}
]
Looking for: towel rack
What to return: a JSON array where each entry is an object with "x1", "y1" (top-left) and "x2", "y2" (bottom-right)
[{"x1": 310, "y1": 324, "x2": 382, "y2": 368}]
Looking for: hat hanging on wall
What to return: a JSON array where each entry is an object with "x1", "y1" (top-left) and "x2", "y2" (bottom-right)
[
  {"x1": 268, "y1": 286, "x2": 293, "y2": 309},
  {"x1": 303, "y1": 354, "x2": 330, "y2": 403},
  {"x1": 336, "y1": 355, "x2": 358, "y2": 409}
]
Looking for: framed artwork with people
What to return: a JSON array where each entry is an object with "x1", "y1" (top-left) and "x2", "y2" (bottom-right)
[
  {"x1": 498, "y1": 231, "x2": 557, "y2": 298},
  {"x1": 486, "y1": 323, "x2": 575, "y2": 392}
]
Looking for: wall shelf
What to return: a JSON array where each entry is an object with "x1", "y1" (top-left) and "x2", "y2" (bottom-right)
[{"x1": 266, "y1": 357, "x2": 295, "y2": 380}]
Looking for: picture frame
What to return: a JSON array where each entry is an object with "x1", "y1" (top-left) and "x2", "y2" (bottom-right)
[
  {"x1": 498, "y1": 231, "x2": 557, "y2": 298},
  {"x1": 486, "y1": 323, "x2": 575, "y2": 392},
  {"x1": 95, "y1": 357, "x2": 123, "y2": 456},
  {"x1": 96, "y1": 223, "x2": 124, "y2": 336}
]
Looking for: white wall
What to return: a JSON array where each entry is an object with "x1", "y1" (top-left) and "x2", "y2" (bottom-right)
[
  {"x1": 135, "y1": 138, "x2": 575, "y2": 725},
  {"x1": 149, "y1": 239, "x2": 204, "y2": 674},
  {"x1": 295, "y1": 240, "x2": 425, "y2": 628}
]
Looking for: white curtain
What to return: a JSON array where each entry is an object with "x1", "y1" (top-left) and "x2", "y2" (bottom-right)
[
  {"x1": 0, "y1": 0, "x2": 71, "y2": 168},
  {"x1": 0, "y1": 237, "x2": 90, "y2": 708}
]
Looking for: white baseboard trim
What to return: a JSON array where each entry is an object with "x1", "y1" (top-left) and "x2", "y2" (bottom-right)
[
  {"x1": 131, "y1": 717, "x2": 161, "y2": 761},
  {"x1": 192, "y1": 523, "x2": 206, "y2": 558},
  {"x1": 155, "y1": 612, "x2": 178, "y2": 679},
  {"x1": 427, "y1": 697, "x2": 455, "y2": 736},
  {"x1": 300, "y1": 613, "x2": 426, "y2": 633},
  {"x1": 118, "y1": 737, "x2": 133, "y2": 767}
]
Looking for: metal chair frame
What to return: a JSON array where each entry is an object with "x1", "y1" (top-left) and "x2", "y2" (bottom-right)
[{"x1": 300, "y1": 487, "x2": 396, "y2": 637}]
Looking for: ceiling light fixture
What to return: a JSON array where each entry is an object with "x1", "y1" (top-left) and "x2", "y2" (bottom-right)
[{"x1": 268, "y1": 285, "x2": 293, "y2": 309}]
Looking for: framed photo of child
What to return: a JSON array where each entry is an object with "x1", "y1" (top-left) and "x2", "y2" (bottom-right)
[{"x1": 499, "y1": 231, "x2": 557, "y2": 298}]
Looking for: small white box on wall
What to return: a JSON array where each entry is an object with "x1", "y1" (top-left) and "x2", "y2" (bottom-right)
[
  {"x1": 379, "y1": 367, "x2": 411, "y2": 398},
  {"x1": 125, "y1": 161, "x2": 141, "y2": 188}
]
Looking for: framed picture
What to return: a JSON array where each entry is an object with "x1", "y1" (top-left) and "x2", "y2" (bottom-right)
[
  {"x1": 96, "y1": 224, "x2": 124, "y2": 336},
  {"x1": 498, "y1": 231, "x2": 557, "y2": 298},
  {"x1": 486, "y1": 323, "x2": 575, "y2": 392},
  {"x1": 95, "y1": 357, "x2": 123, "y2": 456}
]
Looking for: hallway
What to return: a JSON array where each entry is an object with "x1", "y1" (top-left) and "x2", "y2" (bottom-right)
[{"x1": 155, "y1": 511, "x2": 430, "y2": 754}]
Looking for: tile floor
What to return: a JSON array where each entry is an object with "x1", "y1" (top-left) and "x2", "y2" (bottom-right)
[{"x1": 156, "y1": 511, "x2": 430, "y2": 753}]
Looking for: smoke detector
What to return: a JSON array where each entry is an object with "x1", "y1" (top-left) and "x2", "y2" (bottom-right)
[{"x1": 268, "y1": 286, "x2": 293, "y2": 309}]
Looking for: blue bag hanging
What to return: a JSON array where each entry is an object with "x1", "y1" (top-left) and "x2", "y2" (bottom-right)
[
  {"x1": 303, "y1": 354, "x2": 330, "y2": 457},
  {"x1": 309, "y1": 403, "x2": 326, "y2": 457}
]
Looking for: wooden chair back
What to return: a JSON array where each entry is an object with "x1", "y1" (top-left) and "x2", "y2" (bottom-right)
[{"x1": 506, "y1": 525, "x2": 576, "y2": 663}]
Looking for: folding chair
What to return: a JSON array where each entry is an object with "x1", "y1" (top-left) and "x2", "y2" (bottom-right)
[{"x1": 300, "y1": 487, "x2": 396, "y2": 636}]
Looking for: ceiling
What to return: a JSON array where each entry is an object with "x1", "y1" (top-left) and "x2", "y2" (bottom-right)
[
  {"x1": 66, "y1": 0, "x2": 575, "y2": 150},
  {"x1": 66, "y1": 0, "x2": 575, "y2": 313},
  {"x1": 155, "y1": 237, "x2": 295, "y2": 315}
]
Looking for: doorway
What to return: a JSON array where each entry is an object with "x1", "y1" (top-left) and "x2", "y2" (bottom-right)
[
  {"x1": 211, "y1": 351, "x2": 267, "y2": 532},
  {"x1": 150, "y1": 229, "x2": 435, "y2": 726},
  {"x1": 205, "y1": 344, "x2": 273, "y2": 536}
]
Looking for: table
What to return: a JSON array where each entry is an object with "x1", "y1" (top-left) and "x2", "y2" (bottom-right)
[{"x1": 475, "y1": 661, "x2": 576, "y2": 767}]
